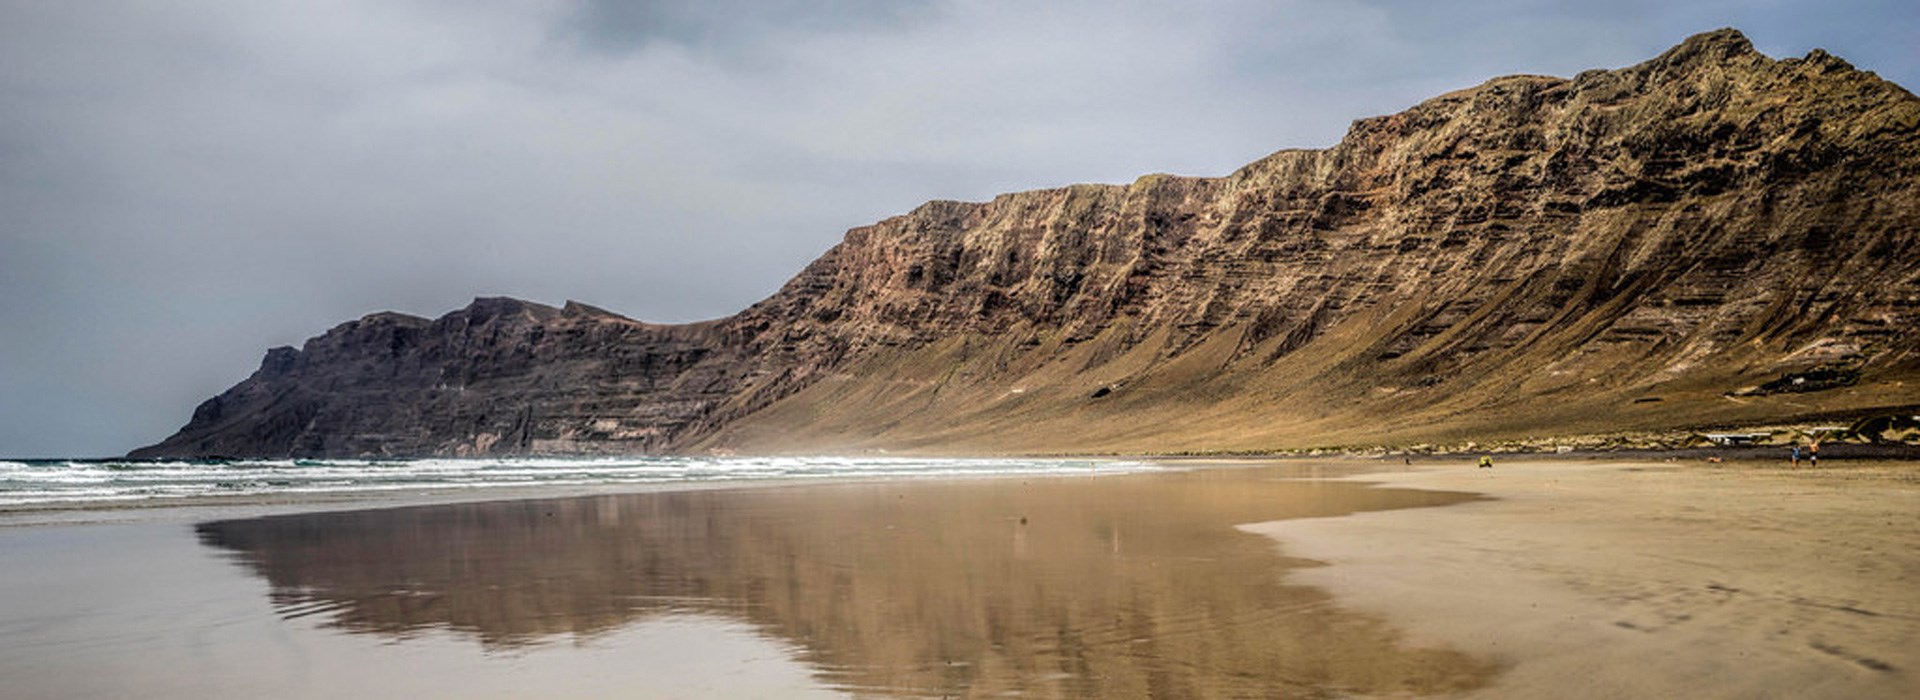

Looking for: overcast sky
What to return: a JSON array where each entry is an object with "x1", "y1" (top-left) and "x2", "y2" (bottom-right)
[{"x1": 2, "y1": 1, "x2": 1914, "y2": 457}]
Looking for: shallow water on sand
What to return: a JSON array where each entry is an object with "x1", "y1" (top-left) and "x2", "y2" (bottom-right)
[
  {"x1": 0, "y1": 456, "x2": 1152, "y2": 508},
  {"x1": 2, "y1": 465, "x2": 1495, "y2": 699}
]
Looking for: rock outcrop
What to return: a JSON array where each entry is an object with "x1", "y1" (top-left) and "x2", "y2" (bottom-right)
[{"x1": 132, "y1": 30, "x2": 1920, "y2": 458}]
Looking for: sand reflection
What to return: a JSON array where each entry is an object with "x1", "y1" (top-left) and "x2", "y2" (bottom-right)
[{"x1": 198, "y1": 467, "x2": 1495, "y2": 698}]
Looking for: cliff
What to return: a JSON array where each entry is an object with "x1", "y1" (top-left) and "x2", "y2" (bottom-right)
[{"x1": 133, "y1": 30, "x2": 1920, "y2": 458}]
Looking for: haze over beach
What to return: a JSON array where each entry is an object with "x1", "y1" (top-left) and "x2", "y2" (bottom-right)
[{"x1": 3, "y1": 2, "x2": 1919, "y2": 699}]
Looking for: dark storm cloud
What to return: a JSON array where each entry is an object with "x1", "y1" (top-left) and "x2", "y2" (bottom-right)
[{"x1": 0, "y1": 0, "x2": 1914, "y2": 456}]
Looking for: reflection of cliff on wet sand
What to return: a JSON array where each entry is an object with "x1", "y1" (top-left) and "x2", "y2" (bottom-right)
[{"x1": 197, "y1": 468, "x2": 1496, "y2": 698}]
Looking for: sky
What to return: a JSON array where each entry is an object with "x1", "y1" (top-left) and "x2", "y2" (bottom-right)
[{"x1": 2, "y1": 1, "x2": 1915, "y2": 457}]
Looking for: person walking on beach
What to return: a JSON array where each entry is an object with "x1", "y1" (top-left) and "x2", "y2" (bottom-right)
[
  {"x1": 1790, "y1": 445, "x2": 1802, "y2": 467},
  {"x1": 1809, "y1": 440, "x2": 1819, "y2": 467}
]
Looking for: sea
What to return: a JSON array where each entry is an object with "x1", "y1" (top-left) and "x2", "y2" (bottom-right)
[{"x1": 0, "y1": 456, "x2": 1158, "y2": 508}]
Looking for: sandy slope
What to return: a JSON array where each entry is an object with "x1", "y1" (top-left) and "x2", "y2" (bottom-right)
[{"x1": 1247, "y1": 459, "x2": 1920, "y2": 699}]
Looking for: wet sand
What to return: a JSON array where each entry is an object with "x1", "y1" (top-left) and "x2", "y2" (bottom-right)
[
  {"x1": 0, "y1": 464, "x2": 1494, "y2": 699},
  {"x1": 1250, "y1": 459, "x2": 1920, "y2": 699},
  {"x1": 8, "y1": 459, "x2": 1912, "y2": 698}
]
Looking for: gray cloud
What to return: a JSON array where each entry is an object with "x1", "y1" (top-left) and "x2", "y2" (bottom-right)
[
  {"x1": 1, "y1": 0, "x2": 1914, "y2": 456},
  {"x1": 563, "y1": 0, "x2": 940, "y2": 54}
]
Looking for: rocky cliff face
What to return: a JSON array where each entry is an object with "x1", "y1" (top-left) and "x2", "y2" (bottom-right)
[
  {"x1": 133, "y1": 30, "x2": 1920, "y2": 458},
  {"x1": 135, "y1": 299, "x2": 746, "y2": 457}
]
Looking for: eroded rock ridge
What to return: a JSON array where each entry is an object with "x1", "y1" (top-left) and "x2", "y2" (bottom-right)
[{"x1": 134, "y1": 30, "x2": 1920, "y2": 458}]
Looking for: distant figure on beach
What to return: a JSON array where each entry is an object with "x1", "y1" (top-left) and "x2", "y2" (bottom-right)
[
  {"x1": 1478, "y1": 455, "x2": 1493, "y2": 469},
  {"x1": 1809, "y1": 440, "x2": 1819, "y2": 467},
  {"x1": 1790, "y1": 445, "x2": 1802, "y2": 467}
]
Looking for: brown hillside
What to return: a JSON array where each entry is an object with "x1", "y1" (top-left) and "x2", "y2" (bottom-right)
[{"x1": 134, "y1": 30, "x2": 1920, "y2": 458}]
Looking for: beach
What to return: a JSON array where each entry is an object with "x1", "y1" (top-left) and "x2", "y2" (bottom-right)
[
  {"x1": 1, "y1": 458, "x2": 1915, "y2": 698},
  {"x1": 1, "y1": 463, "x2": 1490, "y2": 699},
  {"x1": 1251, "y1": 458, "x2": 1920, "y2": 699}
]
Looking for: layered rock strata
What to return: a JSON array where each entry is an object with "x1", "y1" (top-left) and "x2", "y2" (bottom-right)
[{"x1": 134, "y1": 30, "x2": 1920, "y2": 458}]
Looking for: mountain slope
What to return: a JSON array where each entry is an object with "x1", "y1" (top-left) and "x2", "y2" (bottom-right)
[{"x1": 133, "y1": 30, "x2": 1920, "y2": 458}]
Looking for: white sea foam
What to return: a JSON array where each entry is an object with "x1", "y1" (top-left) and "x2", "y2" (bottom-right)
[{"x1": 0, "y1": 456, "x2": 1158, "y2": 508}]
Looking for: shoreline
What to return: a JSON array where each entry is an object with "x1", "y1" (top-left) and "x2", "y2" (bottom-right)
[
  {"x1": 9, "y1": 455, "x2": 1916, "y2": 697},
  {"x1": 7, "y1": 447, "x2": 1908, "y2": 528},
  {"x1": 0, "y1": 458, "x2": 1199, "y2": 529},
  {"x1": 2, "y1": 455, "x2": 1432, "y2": 529},
  {"x1": 1247, "y1": 458, "x2": 1920, "y2": 699},
  {"x1": 1, "y1": 460, "x2": 1493, "y2": 699}
]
